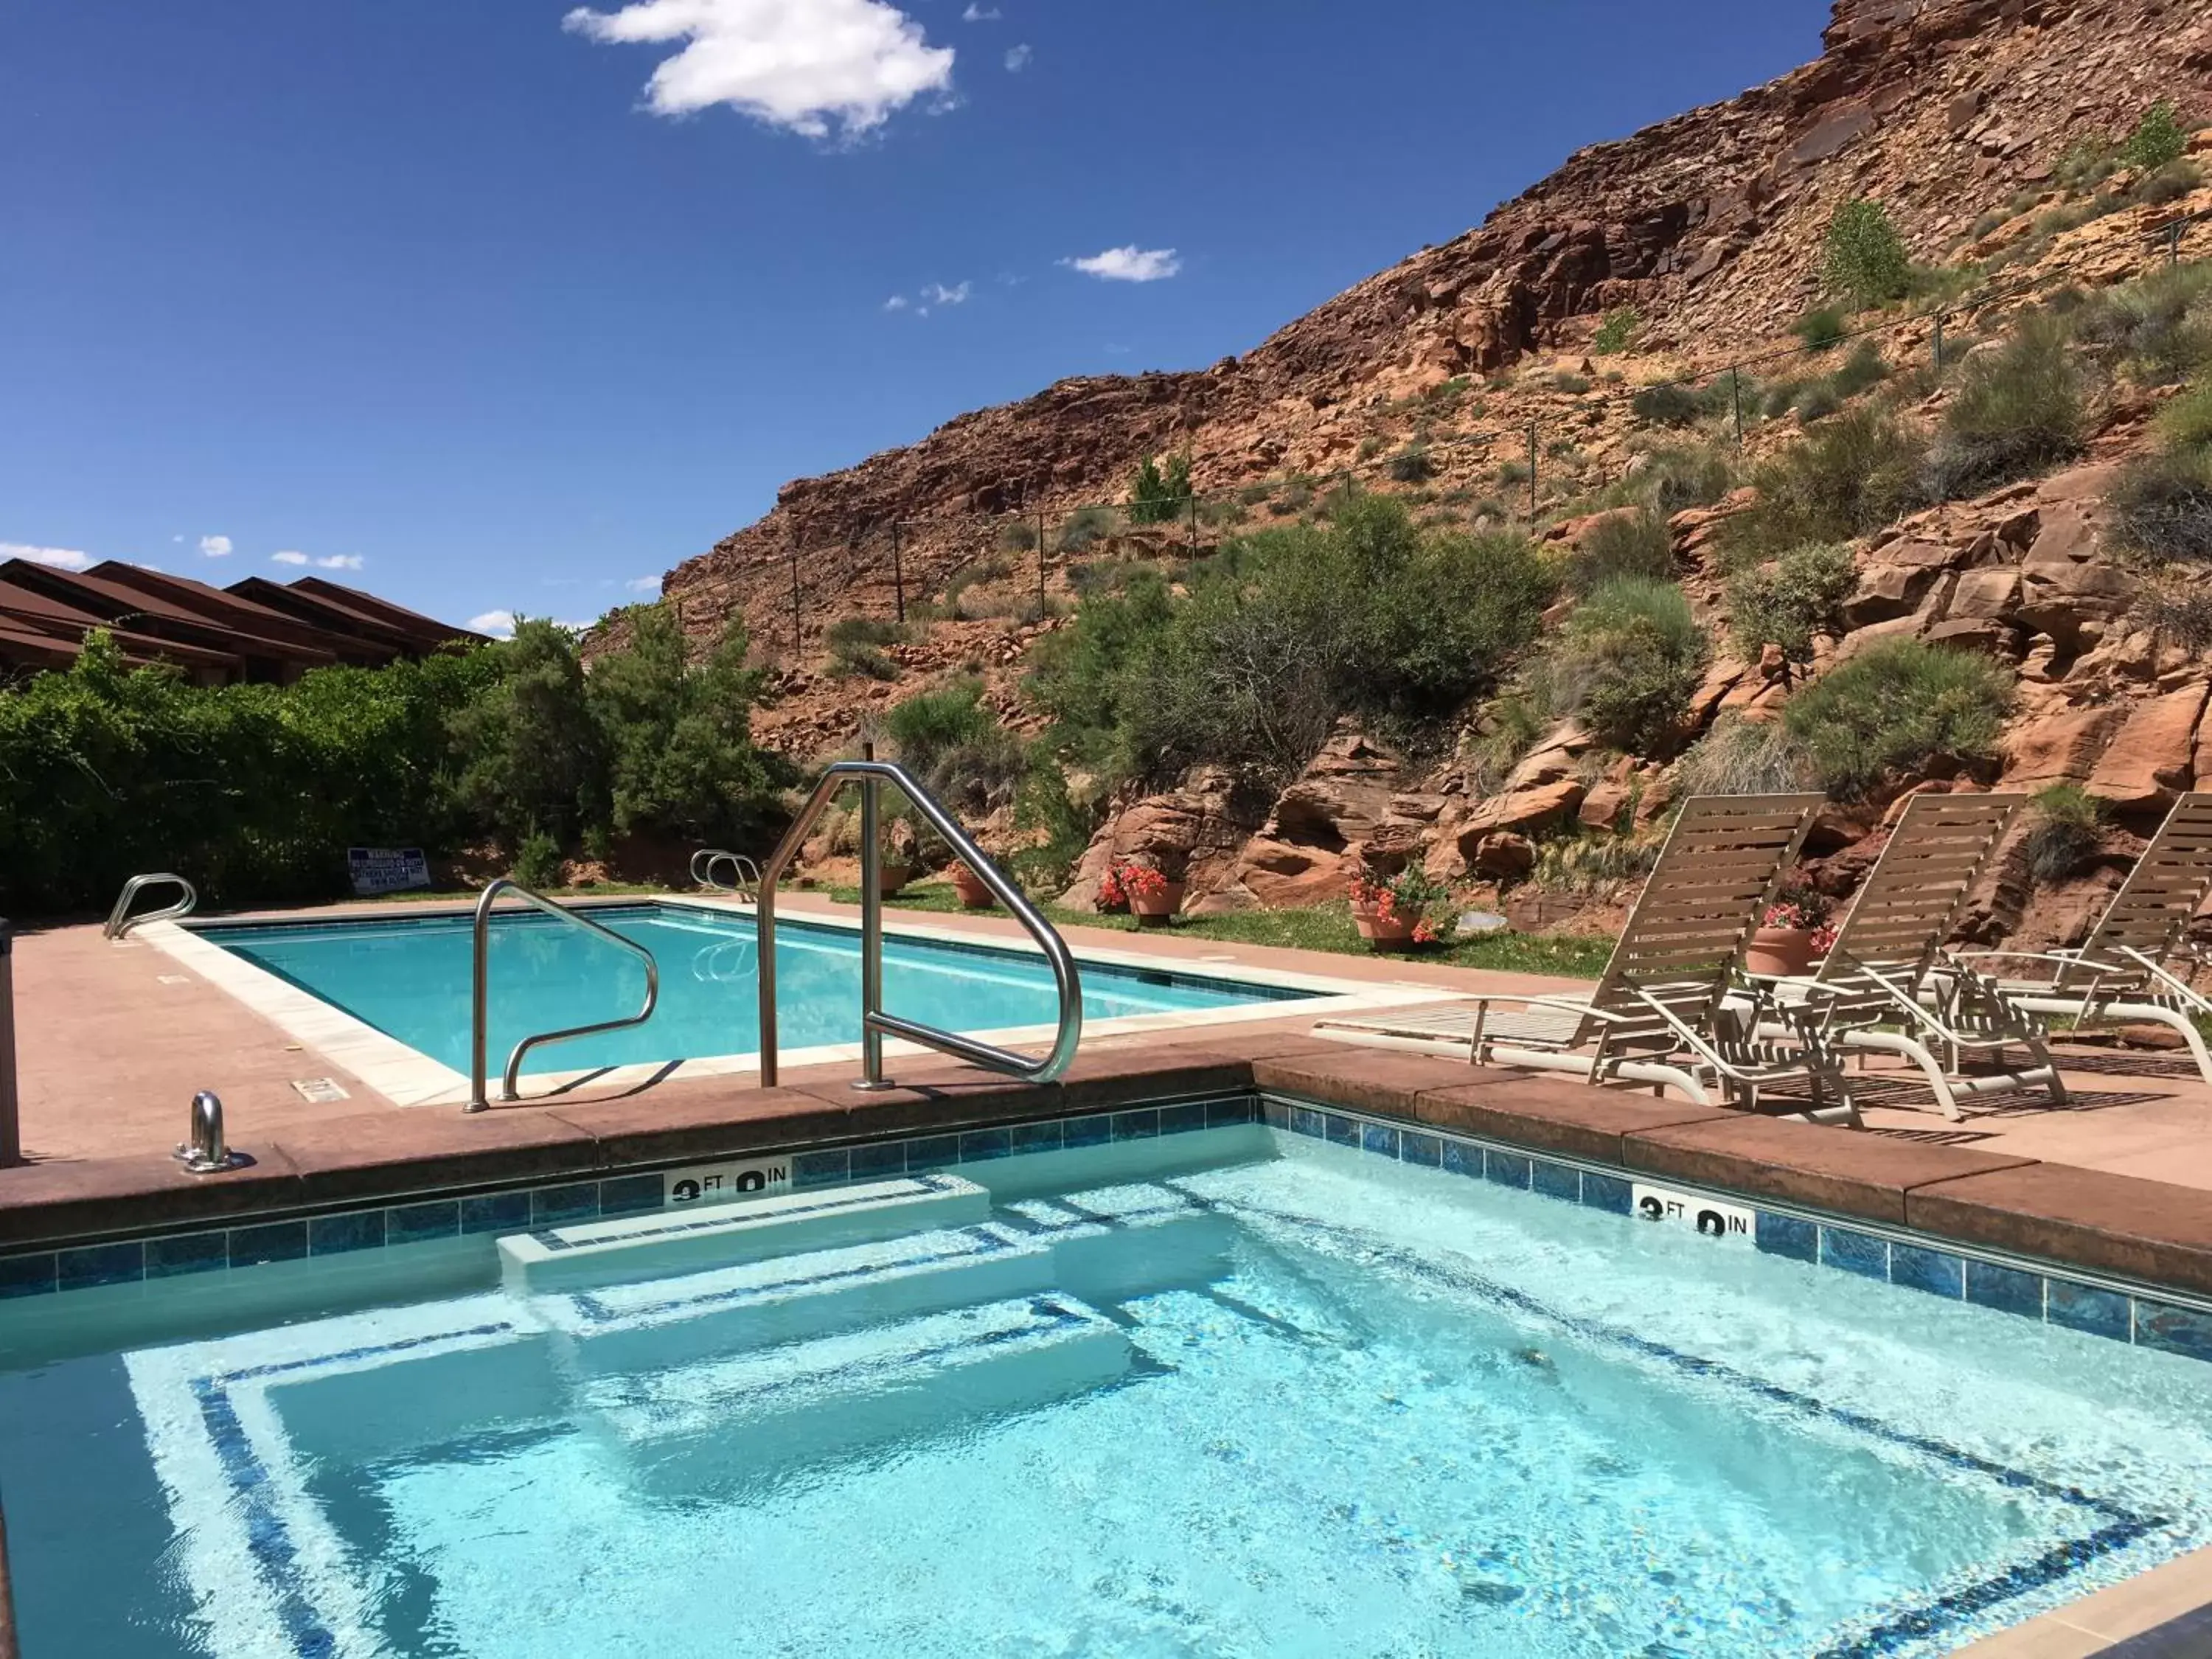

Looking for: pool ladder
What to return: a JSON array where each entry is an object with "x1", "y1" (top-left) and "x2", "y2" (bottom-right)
[
  {"x1": 104, "y1": 872, "x2": 197, "y2": 939},
  {"x1": 467, "y1": 880, "x2": 660, "y2": 1112},
  {"x1": 756, "y1": 751, "x2": 1082, "y2": 1091},
  {"x1": 691, "y1": 849, "x2": 762, "y2": 899}
]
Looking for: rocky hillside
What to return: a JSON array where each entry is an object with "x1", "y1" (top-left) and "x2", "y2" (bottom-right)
[{"x1": 659, "y1": 0, "x2": 2210, "y2": 658}]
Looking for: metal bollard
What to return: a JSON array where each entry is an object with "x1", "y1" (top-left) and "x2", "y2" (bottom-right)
[
  {"x1": 0, "y1": 919, "x2": 16, "y2": 1168},
  {"x1": 175, "y1": 1090, "x2": 243, "y2": 1173}
]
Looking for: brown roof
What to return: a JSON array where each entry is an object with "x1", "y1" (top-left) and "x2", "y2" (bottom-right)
[{"x1": 284, "y1": 576, "x2": 485, "y2": 649}]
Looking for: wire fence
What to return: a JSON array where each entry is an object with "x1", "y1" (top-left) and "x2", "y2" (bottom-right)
[{"x1": 708, "y1": 204, "x2": 2209, "y2": 661}]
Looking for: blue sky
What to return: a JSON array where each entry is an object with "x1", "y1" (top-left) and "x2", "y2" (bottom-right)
[{"x1": 0, "y1": 1, "x2": 1828, "y2": 633}]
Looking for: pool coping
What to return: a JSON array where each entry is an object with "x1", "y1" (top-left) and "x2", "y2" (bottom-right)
[{"x1": 148, "y1": 897, "x2": 1459, "y2": 1108}]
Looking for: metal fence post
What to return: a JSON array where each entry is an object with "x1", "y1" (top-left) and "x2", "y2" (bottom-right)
[
  {"x1": 1037, "y1": 508, "x2": 1048, "y2": 617},
  {"x1": 788, "y1": 532, "x2": 801, "y2": 657},
  {"x1": 1526, "y1": 422, "x2": 1539, "y2": 518},
  {"x1": 890, "y1": 521, "x2": 905, "y2": 624},
  {"x1": 0, "y1": 919, "x2": 19, "y2": 1168},
  {"x1": 1933, "y1": 311, "x2": 1945, "y2": 369},
  {"x1": 1731, "y1": 367, "x2": 1743, "y2": 445}
]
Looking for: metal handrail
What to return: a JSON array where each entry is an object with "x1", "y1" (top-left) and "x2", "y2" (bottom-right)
[
  {"x1": 467, "y1": 880, "x2": 660, "y2": 1112},
  {"x1": 756, "y1": 754, "x2": 1082, "y2": 1090},
  {"x1": 691, "y1": 849, "x2": 761, "y2": 897},
  {"x1": 104, "y1": 872, "x2": 197, "y2": 939}
]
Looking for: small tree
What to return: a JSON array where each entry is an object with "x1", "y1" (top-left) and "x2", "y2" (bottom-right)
[
  {"x1": 2119, "y1": 102, "x2": 2189, "y2": 173},
  {"x1": 448, "y1": 619, "x2": 608, "y2": 846},
  {"x1": 1823, "y1": 198, "x2": 1911, "y2": 309},
  {"x1": 1592, "y1": 307, "x2": 1640, "y2": 355},
  {"x1": 1129, "y1": 452, "x2": 1192, "y2": 524}
]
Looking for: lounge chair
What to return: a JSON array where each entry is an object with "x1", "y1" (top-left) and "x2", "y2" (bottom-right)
[
  {"x1": 1742, "y1": 792, "x2": 2065, "y2": 1121},
  {"x1": 1318, "y1": 793, "x2": 1855, "y2": 1122},
  {"x1": 1953, "y1": 792, "x2": 2212, "y2": 1085}
]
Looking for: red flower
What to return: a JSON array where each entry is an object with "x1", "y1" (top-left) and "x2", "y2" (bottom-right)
[{"x1": 1412, "y1": 919, "x2": 1438, "y2": 945}]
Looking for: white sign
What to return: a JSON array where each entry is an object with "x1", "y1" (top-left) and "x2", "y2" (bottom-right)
[
  {"x1": 347, "y1": 846, "x2": 432, "y2": 897},
  {"x1": 664, "y1": 1158, "x2": 792, "y2": 1208},
  {"x1": 1631, "y1": 1182, "x2": 1754, "y2": 1245}
]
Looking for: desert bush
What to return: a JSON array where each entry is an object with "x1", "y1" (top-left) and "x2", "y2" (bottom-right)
[
  {"x1": 1463, "y1": 692, "x2": 1545, "y2": 793},
  {"x1": 1791, "y1": 383, "x2": 1843, "y2": 425},
  {"x1": 512, "y1": 831, "x2": 563, "y2": 890},
  {"x1": 2023, "y1": 783, "x2": 2108, "y2": 885},
  {"x1": 1629, "y1": 443, "x2": 1739, "y2": 515},
  {"x1": 883, "y1": 676, "x2": 998, "y2": 776},
  {"x1": 1497, "y1": 459, "x2": 1532, "y2": 487},
  {"x1": 1009, "y1": 750, "x2": 1101, "y2": 890},
  {"x1": 1569, "y1": 509, "x2": 1673, "y2": 592},
  {"x1": 1544, "y1": 577, "x2": 1709, "y2": 757},
  {"x1": 1551, "y1": 372, "x2": 1594, "y2": 395},
  {"x1": 2069, "y1": 264, "x2": 2212, "y2": 385},
  {"x1": 1237, "y1": 481, "x2": 1273, "y2": 507},
  {"x1": 1532, "y1": 831, "x2": 1661, "y2": 893},
  {"x1": 1056, "y1": 504, "x2": 1116, "y2": 554},
  {"x1": 1780, "y1": 639, "x2": 2011, "y2": 799},
  {"x1": 1276, "y1": 479, "x2": 1313, "y2": 513},
  {"x1": 1924, "y1": 312, "x2": 2084, "y2": 498},
  {"x1": 1387, "y1": 442, "x2": 1437, "y2": 483},
  {"x1": 2119, "y1": 101, "x2": 2190, "y2": 173},
  {"x1": 829, "y1": 644, "x2": 897, "y2": 681},
  {"x1": 826, "y1": 615, "x2": 905, "y2": 653},
  {"x1": 1795, "y1": 306, "x2": 1848, "y2": 352},
  {"x1": 2157, "y1": 383, "x2": 2212, "y2": 451},
  {"x1": 2134, "y1": 579, "x2": 2212, "y2": 650},
  {"x1": 2109, "y1": 446, "x2": 2212, "y2": 562},
  {"x1": 1632, "y1": 381, "x2": 1714, "y2": 428},
  {"x1": 1357, "y1": 434, "x2": 1386, "y2": 461},
  {"x1": 1725, "y1": 406, "x2": 1929, "y2": 558},
  {"x1": 1592, "y1": 307, "x2": 1640, "y2": 355},
  {"x1": 998, "y1": 518, "x2": 1040, "y2": 552},
  {"x1": 1726, "y1": 542, "x2": 1857, "y2": 663},
  {"x1": 1829, "y1": 340, "x2": 1891, "y2": 399},
  {"x1": 1824, "y1": 198, "x2": 1912, "y2": 308},
  {"x1": 1128, "y1": 453, "x2": 1192, "y2": 524},
  {"x1": 2132, "y1": 160, "x2": 2204, "y2": 207},
  {"x1": 1674, "y1": 714, "x2": 1813, "y2": 796}
]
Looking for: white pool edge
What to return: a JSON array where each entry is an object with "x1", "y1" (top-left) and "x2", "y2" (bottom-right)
[{"x1": 140, "y1": 903, "x2": 1464, "y2": 1110}]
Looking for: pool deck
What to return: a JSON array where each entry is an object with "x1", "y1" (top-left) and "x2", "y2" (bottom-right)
[{"x1": 10, "y1": 891, "x2": 2212, "y2": 1655}]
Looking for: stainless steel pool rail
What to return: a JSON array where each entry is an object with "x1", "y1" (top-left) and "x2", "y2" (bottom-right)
[
  {"x1": 467, "y1": 880, "x2": 661, "y2": 1112},
  {"x1": 756, "y1": 753, "x2": 1082, "y2": 1091},
  {"x1": 103, "y1": 872, "x2": 197, "y2": 940},
  {"x1": 0, "y1": 918, "x2": 17, "y2": 1168},
  {"x1": 690, "y1": 849, "x2": 762, "y2": 897}
]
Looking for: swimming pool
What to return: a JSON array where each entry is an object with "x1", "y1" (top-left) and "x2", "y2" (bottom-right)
[
  {"x1": 197, "y1": 903, "x2": 1319, "y2": 1077},
  {"x1": 4, "y1": 1113, "x2": 2208, "y2": 1658}
]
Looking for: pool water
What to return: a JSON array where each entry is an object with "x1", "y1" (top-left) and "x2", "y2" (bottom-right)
[
  {"x1": 5, "y1": 1127, "x2": 2210, "y2": 1658},
  {"x1": 204, "y1": 905, "x2": 1312, "y2": 1074}
]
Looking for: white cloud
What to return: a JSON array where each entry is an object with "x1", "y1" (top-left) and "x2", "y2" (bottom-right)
[
  {"x1": 883, "y1": 293, "x2": 910, "y2": 312},
  {"x1": 922, "y1": 280, "x2": 971, "y2": 307},
  {"x1": 1064, "y1": 246, "x2": 1182, "y2": 283},
  {"x1": 198, "y1": 534, "x2": 234, "y2": 558},
  {"x1": 627, "y1": 574, "x2": 664, "y2": 594},
  {"x1": 270, "y1": 550, "x2": 309, "y2": 566},
  {"x1": 961, "y1": 3, "x2": 999, "y2": 18},
  {"x1": 563, "y1": 0, "x2": 955, "y2": 140},
  {"x1": 468, "y1": 610, "x2": 518, "y2": 638},
  {"x1": 1, "y1": 540, "x2": 92, "y2": 571},
  {"x1": 316, "y1": 554, "x2": 365, "y2": 571},
  {"x1": 1004, "y1": 43, "x2": 1031, "y2": 71}
]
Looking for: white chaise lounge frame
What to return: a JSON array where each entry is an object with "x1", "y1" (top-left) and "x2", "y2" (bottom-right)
[
  {"x1": 1319, "y1": 793, "x2": 1851, "y2": 1120},
  {"x1": 1747, "y1": 792, "x2": 2064, "y2": 1121},
  {"x1": 1957, "y1": 792, "x2": 2212, "y2": 1085}
]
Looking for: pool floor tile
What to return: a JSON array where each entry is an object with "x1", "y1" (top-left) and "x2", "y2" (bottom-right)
[
  {"x1": 1531, "y1": 1160, "x2": 1581, "y2": 1204},
  {"x1": 1889, "y1": 1242, "x2": 1964, "y2": 1299},
  {"x1": 2047, "y1": 1279, "x2": 2131, "y2": 1342},
  {"x1": 1965, "y1": 1259, "x2": 2046, "y2": 1320},
  {"x1": 1755, "y1": 1211, "x2": 1818, "y2": 1263},
  {"x1": 58, "y1": 1240, "x2": 145, "y2": 1290},
  {"x1": 1399, "y1": 1131, "x2": 1442, "y2": 1169},
  {"x1": 1819, "y1": 1226, "x2": 1889, "y2": 1281},
  {"x1": 307, "y1": 1211, "x2": 385, "y2": 1256}
]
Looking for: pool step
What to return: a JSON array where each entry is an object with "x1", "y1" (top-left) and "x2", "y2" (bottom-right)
[
  {"x1": 586, "y1": 1294, "x2": 1130, "y2": 1496},
  {"x1": 497, "y1": 1173, "x2": 990, "y2": 1294},
  {"x1": 534, "y1": 1222, "x2": 1059, "y2": 1377}
]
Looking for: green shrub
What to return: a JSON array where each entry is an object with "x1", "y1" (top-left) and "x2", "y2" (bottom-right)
[
  {"x1": 1727, "y1": 542, "x2": 1857, "y2": 663},
  {"x1": 1129, "y1": 453, "x2": 1193, "y2": 524},
  {"x1": 1056, "y1": 504, "x2": 1116, "y2": 554},
  {"x1": 451, "y1": 618, "x2": 608, "y2": 844},
  {"x1": 883, "y1": 677, "x2": 998, "y2": 777},
  {"x1": 1792, "y1": 383, "x2": 1844, "y2": 425},
  {"x1": 1725, "y1": 406, "x2": 1929, "y2": 558},
  {"x1": 1925, "y1": 312, "x2": 2084, "y2": 498},
  {"x1": 1674, "y1": 714, "x2": 1812, "y2": 796},
  {"x1": 1823, "y1": 198, "x2": 1912, "y2": 308},
  {"x1": 2155, "y1": 383, "x2": 2212, "y2": 451},
  {"x1": 2119, "y1": 102, "x2": 2190, "y2": 172},
  {"x1": 1569, "y1": 509, "x2": 1673, "y2": 593},
  {"x1": 1592, "y1": 307, "x2": 1640, "y2": 354},
  {"x1": 1795, "y1": 306, "x2": 1848, "y2": 352},
  {"x1": 1386, "y1": 442, "x2": 1437, "y2": 483},
  {"x1": 1009, "y1": 750, "x2": 1100, "y2": 890},
  {"x1": 2023, "y1": 784, "x2": 2108, "y2": 884},
  {"x1": 1632, "y1": 382, "x2": 1711, "y2": 428},
  {"x1": 1496, "y1": 459, "x2": 1531, "y2": 487},
  {"x1": 826, "y1": 615, "x2": 906, "y2": 653},
  {"x1": 1237, "y1": 481, "x2": 1273, "y2": 507},
  {"x1": 998, "y1": 518, "x2": 1040, "y2": 552},
  {"x1": 1629, "y1": 443, "x2": 1739, "y2": 515},
  {"x1": 1551, "y1": 372, "x2": 1594, "y2": 395},
  {"x1": 1357, "y1": 434, "x2": 1386, "y2": 461},
  {"x1": 2109, "y1": 446, "x2": 2212, "y2": 562},
  {"x1": 2132, "y1": 159, "x2": 2204, "y2": 207},
  {"x1": 2069, "y1": 263, "x2": 2212, "y2": 384},
  {"x1": 1781, "y1": 639, "x2": 2011, "y2": 799},
  {"x1": 512, "y1": 830, "x2": 563, "y2": 889},
  {"x1": 830, "y1": 645, "x2": 897, "y2": 681},
  {"x1": 2135, "y1": 579, "x2": 2212, "y2": 650},
  {"x1": 1829, "y1": 340, "x2": 1891, "y2": 399},
  {"x1": 1762, "y1": 378, "x2": 1806, "y2": 418},
  {"x1": 1545, "y1": 577, "x2": 1709, "y2": 757}
]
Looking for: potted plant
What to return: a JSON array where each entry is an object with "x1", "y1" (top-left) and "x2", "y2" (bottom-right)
[
  {"x1": 950, "y1": 860, "x2": 995, "y2": 910},
  {"x1": 1124, "y1": 862, "x2": 1185, "y2": 926},
  {"x1": 1096, "y1": 860, "x2": 1131, "y2": 914},
  {"x1": 1745, "y1": 885, "x2": 1834, "y2": 977},
  {"x1": 1349, "y1": 865, "x2": 1451, "y2": 951}
]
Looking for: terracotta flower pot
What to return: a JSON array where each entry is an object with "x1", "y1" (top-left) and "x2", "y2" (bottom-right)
[
  {"x1": 1354, "y1": 902, "x2": 1418, "y2": 950},
  {"x1": 1744, "y1": 925, "x2": 1815, "y2": 977},
  {"x1": 877, "y1": 861, "x2": 915, "y2": 898},
  {"x1": 950, "y1": 865, "x2": 994, "y2": 910},
  {"x1": 1130, "y1": 880, "x2": 1184, "y2": 926}
]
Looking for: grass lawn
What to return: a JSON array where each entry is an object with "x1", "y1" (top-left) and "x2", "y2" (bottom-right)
[{"x1": 827, "y1": 881, "x2": 1612, "y2": 979}]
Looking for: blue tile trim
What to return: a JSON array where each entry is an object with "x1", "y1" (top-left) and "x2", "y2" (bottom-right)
[
  {"x1": 1158, "y1": 1102, "x2": 1209, "y2": 1136},
  {"x1": 1112, "y1": 1108, "x2": 1160, "y2": 1142},
  {"x1": 1756, "y1": 1211, "x2": 1818, "y2": 1263},
  {"x1": 1966, "y1": 1259, "x2": 2045, "y2": 1320},
  {"x1": 2137, "y1": 1300, "x2": 2212, "y2": 1362},
  {"x1": 146, "y1": 1232, "x2": 229, "y2": 1279},
  {"x1": 1064, "y1": 1113, "x2": 1114, "y2": 1148},
  {"x1": 58, "y1": 1240, "x2": 144, "y2": 1290},
  {"x1": 2048, "y1": 1280, "x2": 2130, "y2": 1343},
  {"x1": 307, "y1": 1211, "x2": 383, "y2": 1257},
  {"x1": 459, "y1": 1191, "x2": 531, "y2": 1236},
  {"x1": 228, "y1": 1222, "x2": 307, "y2": 1267},
  {"x1": 1890, "y1": 1243, "x2": 1964, "y2": 1301},
  {"x1": 958, "y1": 1128, "x2": 1012, "y2": 1164},
  {"x1": 1360, "y1": 1122, "x2": 1399, "y2": 1160},
  {"x1": 1820, "y1": 1225, "x2": 1889, "y2": 1282},
  {"x1": 1322, "y1": 1112, "x2": 1358, "y2": 1148},
  {"x1": 1010, "y1": 1119, "x2": 1063, "y2": 1154},
  {"x1": 529, "y1": 1184, "x2": 599, "y2": 1228},
  {"x1": 904, "y1": 1134, "x2": 960, "y2": 1172},
  {"x1": 1580, "y1": 1171, "x2": 1632, "y2": 1215},
  {"x1": 598, "y1": 1172, "x2": 667, "y2": 1216},
  {"x1": 1531, "y1": 1158, "x2": 1580, "y2": 1203},
  {"x1": 848, "y1": 1138, "x2": 906, "y2": 1180},
  {"x1": 1398, "y1": 1130, "x2": 1441, "y2": 1169},
  {"x1": 1484, "y1": 1150, "x2": 1532, "y2": 1191},
  {"x1": 1441, "y1": 1136, "x2": 1481, "y2": 1179}
]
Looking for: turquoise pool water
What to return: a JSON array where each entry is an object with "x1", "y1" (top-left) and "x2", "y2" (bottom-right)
[
  {"x1": 4, "y1": 1126, "x2": 2210, "y2": 1658},
  {"x1": 204, "y1": 904, "x2": 1312, "y2": 1074}
]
